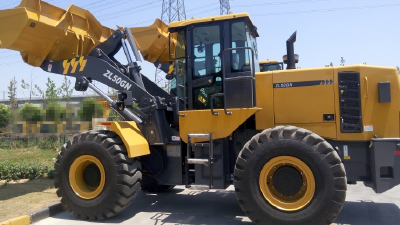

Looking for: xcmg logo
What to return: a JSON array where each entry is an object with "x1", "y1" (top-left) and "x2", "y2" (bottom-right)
[{"x1": 63, "y1": 57, "x2": 87, "y2": 74}]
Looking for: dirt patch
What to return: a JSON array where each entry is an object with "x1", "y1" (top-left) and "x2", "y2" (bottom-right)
[{"x1": 0, "y1": 179, "x2": 60, "y2": 222}]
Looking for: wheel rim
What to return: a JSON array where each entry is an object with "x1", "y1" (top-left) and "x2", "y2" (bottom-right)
[
  {"x1": 259, "y1": 156, "x2": 315, "y2": 211},
  {"x1": 69, "y1": 155, "x2": 105, "y2": 199}
]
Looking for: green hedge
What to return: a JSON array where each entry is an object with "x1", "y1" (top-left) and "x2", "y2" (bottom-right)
[
  {"x1": 0, "y1": 103, "x2": 11, "y2": 128},
  {"x1": 18, "y1": 103, "x2": 43, "y2": 123},
  {"x1": 79, "y1": 98, "x2": 104, "y2": 121},
  {"x1": 0, "y1": 161, "x2": 54, "y2": 181}
]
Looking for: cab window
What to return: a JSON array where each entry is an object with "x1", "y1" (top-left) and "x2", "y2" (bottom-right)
[
  {"x1": 192, "y1": 25, "x2": 222, "y2": 78},
  {"x1": 192, "y1": 24, "x2": 223, "y2": 109},
  {"x1": 231, "y1": 21, "x2": 259, "y2": 72},
  {"x1": 170, "y1": 30, "x2": 187, "y2": 101}
]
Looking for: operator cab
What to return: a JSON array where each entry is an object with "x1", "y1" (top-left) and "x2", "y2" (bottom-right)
[
  {"x1": 259, "y1": 60, "x2": 284, "y2": 72},
  {"x1": 169, "y1": 13, "x2": 259, "y2": 111}
]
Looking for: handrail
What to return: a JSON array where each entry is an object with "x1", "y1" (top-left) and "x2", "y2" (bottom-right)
[
  {"x1": 175, "y1": 59, "x2": 187, "y2": 110},
  {"x1": 210, "y1": 93, "x2": 231, "y2": 115},
  {"x1": 210, "y1": 47, "x2": 256, "y2": 115}
]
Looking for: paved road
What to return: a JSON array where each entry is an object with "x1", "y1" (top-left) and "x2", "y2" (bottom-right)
[{"x1": 35, "y1": 182, "x2": 400, "y2": 225}]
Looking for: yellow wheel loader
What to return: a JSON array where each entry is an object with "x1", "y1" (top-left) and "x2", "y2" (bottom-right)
[
  {"x1": 259, "y1": 60, "x2": 284, "y2": 71},
  {"x1": 1, "y1": 1, "x2": 400, "y2": 224}
]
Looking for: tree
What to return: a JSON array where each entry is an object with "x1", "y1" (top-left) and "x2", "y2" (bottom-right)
[
  {"x1": 396, "y1": 66, "x2": 399, "y2": 75},
  {"x1": 18, "y1": 103, "x2": 43, "y2": 123},
  {"x1": 325, "y1": 62, "x2": 333, "y2": 67},
  {"x1": 0, "y1": 103, "x2": 11, "y2": 128},
  {"x1": 340, "y1": 57, "x2": 345, "y2": 66},
  {"x1": 60, "y1": 76, "x2": 74, "y2": 102},
  {"x1": 45, "y1": 102, "x2": 66, "y2": 123},
  {"x1": 21, "y1": 79, "x2": 30, "y2": 100},
  {"x1": 34, "y1": 77, "x2": 61, "y2": 104},
  {"x1": 21, "y1": 70, "x2": 37, "y2": 102},
  {"x1": 78, "y1": 98, "x2": 104, "y2": 121},
  {"x1": 7, "y1": 77, "x2": 18, "y2": 111}
]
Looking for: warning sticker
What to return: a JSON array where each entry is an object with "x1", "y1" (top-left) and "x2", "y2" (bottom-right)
[
  {"x1": 364, "y1": 125, "x2": 373, "y2": 132},
  {"x1": 343, "y1": 145, "x2": 350, "y2": 160},
  {"x1": 171, "y1": 136, "x2": 180, "y2": 141}
]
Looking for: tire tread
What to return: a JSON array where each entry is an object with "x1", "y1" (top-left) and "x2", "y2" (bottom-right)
[
  {"x1": 53, "y1": 130, "x2": 141, "y2": 220},
  {"x1": 234, "y1": 126, "x2": 347, "y2": 225}
]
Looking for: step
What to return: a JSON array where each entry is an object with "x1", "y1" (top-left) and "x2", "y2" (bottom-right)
[
  {"x1": 188, "y1": 133, "x2": 211, "y2": 139},
  {"x1": 187, "y1": 185, "x2": 210, "y2": 191},
  {"x1": 192, "y1": 143, "x2": 210, "y2": 147},
  {"x1": 188, "y1": 158, "x2": 209, "y2": 166}
]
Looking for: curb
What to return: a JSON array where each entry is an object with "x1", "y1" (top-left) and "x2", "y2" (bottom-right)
[{"x1": 0, "y1": 203, "x2": 64, "y2": 225}]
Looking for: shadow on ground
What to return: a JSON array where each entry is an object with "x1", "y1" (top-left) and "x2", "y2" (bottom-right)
[
  {"x1": 50, "y1": 188, "x2": 400, "y2": 225},
  {"x1": 0, "y1": 179, "x2": 54, "y2": 201},
  {"x1": 53, "y1": 188, "x2": 252, "y2": 224},
  {"x1": 335, "y1": 201, "x2": 400, "y2": 225}
]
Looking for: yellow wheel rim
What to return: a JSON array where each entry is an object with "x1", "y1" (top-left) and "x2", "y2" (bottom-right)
[
  {"x1": 69, "y1": 155, "x2": 105, "y2": 199},
  {"x1": 259, "y1": 156, "x2": 315, "y2": 211}
]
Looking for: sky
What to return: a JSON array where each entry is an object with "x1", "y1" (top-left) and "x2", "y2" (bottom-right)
[{"x1": 0, "y1": 0, "x2": 399, "y2": 100}]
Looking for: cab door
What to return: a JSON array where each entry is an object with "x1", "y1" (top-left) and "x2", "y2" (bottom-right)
[
  {"x1": 222, "y1": 20, "x2": 258, "y2": 109},
  {"x1": 189, "y1": 23, "x2": 223, "y2": 110}
]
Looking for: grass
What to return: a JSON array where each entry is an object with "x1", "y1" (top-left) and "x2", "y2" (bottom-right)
[
  {"x1": 0, "y1": 135, "x2": 69, "y2": 150},
  {"x1": 0, "y1": 179, "x2": 60, "y2": 222},
  {"x1": 0, "y1": 148, "x2": 61, "y2": 222},
  {"x1": 0, "y1": 148, "x2": 57, "y2": 165},
  {"x1": 0, "y1": 148, "x2": 58, "y2": 180}
]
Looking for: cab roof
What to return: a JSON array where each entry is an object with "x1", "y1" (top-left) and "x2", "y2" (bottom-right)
[
  {"x1": 260, "y1": 60, "x2": 279, "y2": 64},
  {"x1": 169, "y1": 13, "x2": 259, "y2": 36}
]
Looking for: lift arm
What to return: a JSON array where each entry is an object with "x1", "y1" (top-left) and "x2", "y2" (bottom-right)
[{"x1": 0, "y1": 0, "x2": 180, "y2": 147}]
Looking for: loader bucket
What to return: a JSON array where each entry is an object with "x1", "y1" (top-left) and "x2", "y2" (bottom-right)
[
  {"x1": 0, "y1": 0, "x2": 113, "y2": 67},
  {"x1": 129, "y1": 19, "x2": 177, "y2": 63}
]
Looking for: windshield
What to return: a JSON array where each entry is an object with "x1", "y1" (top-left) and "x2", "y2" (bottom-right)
[
  {"x1": 262, "y1": 63, "x2": 283, "y2": 71},
  {"x1": 170, "y1": 30, "x2": 187, "y2": 100}
]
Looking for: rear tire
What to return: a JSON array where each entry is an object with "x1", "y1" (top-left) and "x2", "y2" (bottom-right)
[
  {"x1": 234, "y1": 126, "x2": 347, "y2": 225},
  {"x1": 54, "y1": 131, "x2": 142, "y2": 220}
]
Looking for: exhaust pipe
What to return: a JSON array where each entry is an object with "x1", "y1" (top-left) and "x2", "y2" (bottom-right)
[{"x1": 284, "y1": 31, "x2": 297, "y2": 70}]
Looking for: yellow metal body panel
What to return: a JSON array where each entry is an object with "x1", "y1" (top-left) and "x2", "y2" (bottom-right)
[
  {"x1": 274, "y1": 67, "x2": 336, "y2": 139},
  {"x1": 259, "y1": 60, "x2": 279, "y2": 64},
  {"x1": 255, "y1": 72, "x2": 275, "y2": 130},
  {"x1": 102, "y1": 121, "x2": 150, "y2": 158},
  {"x1": 273, "y1": 67, "x2": 335, "y2": 123},
  {"x1": 255, "y1": 65, "x2": 400, "y2": 140},
  {"x1": 0, "y1": 215, "x2": 30, "y2": 225},
  {"x1": 255, "y1": 67, "x2": 337, "y2": 139},
  {"x1": 179, "y1": 108, "x2": 260, "y2": 143},
  {"x1": 0, "y1": 0, "x2": 113, "y2": 67},
  {"x1": 334, "y1": 65, "x2": 400, "y2": 140}
]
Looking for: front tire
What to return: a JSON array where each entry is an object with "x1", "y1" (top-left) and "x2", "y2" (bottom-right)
[
  {"x1": 54, "y1": 131, "x2": 142, "y2": 220},
  {"x1": 234, "y1": 126, "x2": 347, "y2": 225}
]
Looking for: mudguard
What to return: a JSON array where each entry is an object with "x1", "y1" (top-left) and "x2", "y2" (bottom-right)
[{"x1": 101, "y1": 121, "x2": 150, "y2": 158}]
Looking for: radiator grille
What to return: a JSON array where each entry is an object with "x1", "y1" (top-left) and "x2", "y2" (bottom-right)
[{"x1": 338, "y1": 72, "x2": 362, "y2": 133}]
